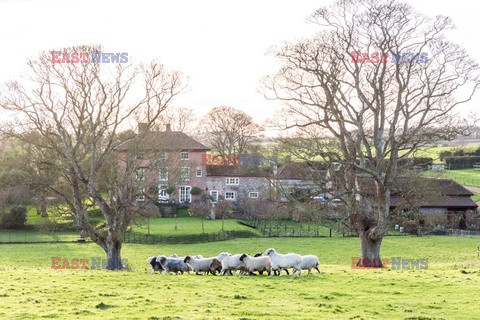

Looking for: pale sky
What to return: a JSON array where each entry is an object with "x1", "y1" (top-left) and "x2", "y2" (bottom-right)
[{"x1": 1, "y1": 0, "x2": 479, "y2": 124}]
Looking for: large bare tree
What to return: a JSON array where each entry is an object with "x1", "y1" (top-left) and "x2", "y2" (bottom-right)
[
  {"x1": 264, "y1": 0, "x2": 479, "y2": 265},
  {"x1": 0, "y1": 45, "x2": 184, "y2": 269},
  {"x1": 201, "y1": 106, "x2": 262, "y2": 159}
]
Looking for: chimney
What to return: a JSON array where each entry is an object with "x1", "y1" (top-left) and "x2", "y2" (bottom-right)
[
  {"x1": 166, "y1": 123, "x2": 172, "y2": 132},
  {"x1": 138, "y1": 123, "x2": 149, "y2": 134}
]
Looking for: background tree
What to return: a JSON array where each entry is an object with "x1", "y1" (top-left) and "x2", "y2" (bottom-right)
[
  {"x1": 188, "y1": 201, "x2": 212, "y2": 234},
  {"x1": 264, "y1": 0, "x2": 479, "y2": 265},
  {"x1": 153, "y1": 106, "x2": 196, "y2": 133},
  {"x1": 214, "y1": 200, "x2": 234, "y2": 231},
  {"x1": 0, "y1": 45, "x2": 184, "y2": 269},
  {"x1": 201, "y1": 106, "x2": 262, "y2": 159}
]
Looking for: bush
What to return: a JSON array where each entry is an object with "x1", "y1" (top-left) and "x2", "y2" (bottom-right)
[
  {"x1": 190, "y1": 187, "x2": 203, "y2": 195},
  {"x1": 466, "y1": 210, "x2": 480, "y2": 230},
  {"x1": 188, "y1": 201, "x2": 212, "y2": 219},
  {"x1": 0, "y1": 205, "x2": 28, "y2": 229},
  {"x1": 214, "y1": 200, "x2": 233, "y2": 220},
  {"x1": 444, "y1": 156, "x2": 480, "y2": 169},
  {"x1": 398, "y1": 157, "x2": 433, "y2": 169},
  {"x1": 402, "y1": 220, "x2": 419, "y2": 234},
  {"x1": 423, "y1": 213, "x2": 448, "y2": 228},
  {"x1": 34, "y1": 219, "x2": 59, "y2": 233}
]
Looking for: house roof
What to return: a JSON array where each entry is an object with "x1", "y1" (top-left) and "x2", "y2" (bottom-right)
[
  {"x1": 390, "y1": 195, "x2": 478, "y2": 210},
  {"x1": 355, "y1": 177, "x2": 477, "y2": 210},
  {"x1": 206, "y1": 165, "x2": 273, "y2": 177},
  {"x1": 115, "y1": 131, "x2": 210, "y2": 151},
  {"x1": 275, "y1": 162, "x2": 326, "y2": 180},
  {"x1": 357, "y1": 177, "x2": 474, "y2": 197}
]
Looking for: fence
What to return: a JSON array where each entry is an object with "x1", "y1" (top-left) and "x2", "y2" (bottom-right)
[
  {"x1": 237, "y1": 219, "x2": 413, "y2": 238},
  {"x1": 238, "y1": 219, "x2": 332, "y2": 237},
  {"x1": 0, "y1": 232, "x2": 82, "y2": 244},
  {"x1": 450, "y1": 229, "x2": 480, "y2": 236},
  {"x1": 123, "y1": 230, "x2": 258, "y2": 244}
]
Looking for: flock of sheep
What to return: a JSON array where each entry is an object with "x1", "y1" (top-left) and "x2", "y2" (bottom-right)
[{"x1": 147, "y1": 248, "x2": 321, "y2": 276}]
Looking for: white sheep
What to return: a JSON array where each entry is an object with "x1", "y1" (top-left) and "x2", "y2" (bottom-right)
[
  {"x1": 217, "y1": 252, "x2": 246, "y2": 275},
  {"x1": 170, "y1": 254, "x2": 203, "y2": 259},
  {"x1": 293, "y1": 254, "x2": 321, "y2": 275},
  {"x1": 184, "y1": 256, "x2": 217, "y2": 275},
  {"x1": 264, "y1": 248, "x2": 302, "y2": 276},
  {"x1": 239, "y1": 254, "x2": 272, "y2": 275}
]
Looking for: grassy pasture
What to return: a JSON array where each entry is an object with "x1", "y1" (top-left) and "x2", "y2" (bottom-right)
[
  {"x1": 421, "y1": 168, "x2": 480, "y2": 188},
  {"x1": 0, "y1": 236, "x2": 479, "y2": 319}
]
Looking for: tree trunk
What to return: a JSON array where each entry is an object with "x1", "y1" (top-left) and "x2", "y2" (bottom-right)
[
  {"x1": 39, "y1": 193, "x2": 48, "y2": 217},
  {"x1": 104, "y1": 239, "x2": 125, "y2": 270},
  {"x1": 358, "y1": 231, "x2": 384, "y2": 268}
]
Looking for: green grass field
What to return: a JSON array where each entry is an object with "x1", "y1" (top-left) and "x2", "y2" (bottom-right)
[
  {"x1": 0, "y1": 236, "x2": 479, "y2": 319},
  {"x1": 421, "y1": 168, "x2": 480, "y2": 188},
  {"x1": 131, "y1": 216, "x2": 256, "y2": 236}
]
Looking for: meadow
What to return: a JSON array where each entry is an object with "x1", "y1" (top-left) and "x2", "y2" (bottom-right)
[{"x1": 0, "y1": 236, "x2": 479, "y2": 319}]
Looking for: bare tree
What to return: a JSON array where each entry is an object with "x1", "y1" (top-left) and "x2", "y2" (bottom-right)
[
  {"x1": 188, "y1": 201, "x2": 212, "y2": 234},
  {"x1": 0, "y1": 45, "x2": 184, "y2": 269},
  {"x1": 154, "y1": 106, "x2": 196, "y2": 133},
  {"x1": 264, "y1": 0, "x2": 479, "y2": 265},
  {"x1": 201, "y1": 106, "x2": 262, "y2": 159}
]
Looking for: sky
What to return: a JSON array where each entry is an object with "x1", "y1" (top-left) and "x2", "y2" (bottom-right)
[{"x1": 0, "y1": 0, "x2": 479, "y2": 126}]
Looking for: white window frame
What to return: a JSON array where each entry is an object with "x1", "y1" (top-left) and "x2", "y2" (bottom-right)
[
  {"x1": 159, "y1": 168, "x2": 168, "y2": 181},
  {"x1": 225, "y1": 177, "x2": 239, "y2": 185},
  {"x1": 196, "y1": 166, "x2": 202, "y2": 177},
  {"x1": 136, "y1": 188, "x2": 146, "y2": 202},
  {"x1": 181, "y1": 151, "x2": 189, "y2": 160},
  {"x1": 225, "y1": 191, "x2": 236, "y2": 201},
  {"x1": 210, "y1": 190, "x2": 218, "y2": 203},
  {"x1": 248, "y1": 192, "x2": 259, "y2": 198},
  {"x1": 158, "y1": 184, "x2": 168, "y2": 199},
  {"x1": 181, "y1": 167, "x2": 190, "y2": 181},
  {"x1": 179, "y1": 186, "x2": 191, "y2": 203},
  {"x1": 136, "y1": 167, "x2": 146, "y2": 181}
]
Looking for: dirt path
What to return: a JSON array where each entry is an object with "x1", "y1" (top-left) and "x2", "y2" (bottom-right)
[
  {"x1": 465, "y1": 186, "x2": 480, "y2": 194},
  {"x1": 464, "y1": 186, "x2": 480, "y2": 207}
]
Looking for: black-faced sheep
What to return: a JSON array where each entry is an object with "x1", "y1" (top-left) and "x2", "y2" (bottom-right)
[{"x1": 147, "y1": 256, "x2": 163, "y2": 274}]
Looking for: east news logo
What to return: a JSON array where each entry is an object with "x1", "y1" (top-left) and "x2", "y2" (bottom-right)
[
  {"x1": 51, "y1": 257, "x2": 128, "y2": 269},
  {"x1": 51, "y1": 51, "x2": 129, "y2": 64},
  {"x1": 351, "y1": 257, "x2": 428, "y2": 269}
]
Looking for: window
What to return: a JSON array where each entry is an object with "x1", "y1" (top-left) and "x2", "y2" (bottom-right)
[
  {"x1": 159, "y1": 150, "x2": 167, "y2": 160},
  {"x1": 136, "y1": 167, "x2": 146, "y2": 181},
  {"x1": 248, "y1": 192, "x2": 259, "y2": 198},
  {"x1": 181, "y1": 151, "x2": 189, "y2": 160},
  {"x1": 225, "y1": 191, "x2": 236, "y2": 200},
  {"x1": 181, "y1": 167, "x2": 190, "y2": 181},
  {"x1": 225, "y1": 177, "x2": 239, "y2": 185},
  {"x1": 136, "y1": 188, "x2": 145, "y2": 202},
  {"x1": 196, "y1": 166, "x2": 202, "y2": 177},
  {"x1": 210, "y1": 190, "x2": 218, "y2": 203},
  {"x1": 159, "y1": 168, "x2": 168, "y2": 181},
  {"x1": 179, "y1": 186, "x2": 191, "y2": 203},
  {"x1": 158, "y1": 184, "x2": 168, "y2": 199}
]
